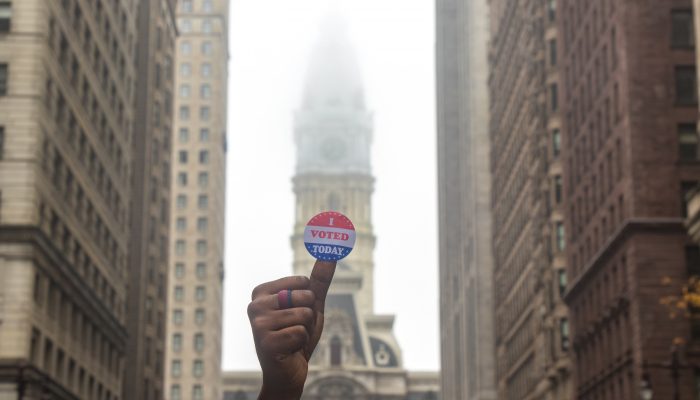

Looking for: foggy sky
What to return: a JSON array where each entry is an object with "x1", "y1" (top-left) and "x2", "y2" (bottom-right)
[{"x1": 223, "y1": 0, "x2": 439, "y2": 371}]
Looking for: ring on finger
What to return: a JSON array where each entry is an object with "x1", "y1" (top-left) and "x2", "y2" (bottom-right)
[{"x1": 277, "y1": 289, "x2": 294, "y2": 310}]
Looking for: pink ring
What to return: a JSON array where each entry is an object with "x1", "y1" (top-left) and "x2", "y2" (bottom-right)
[{"x1": 278, "y1": 289, "x2": 293, "y2": 309}]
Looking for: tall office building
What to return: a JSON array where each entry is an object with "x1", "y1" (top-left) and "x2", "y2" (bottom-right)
[
  {"x1": 559, "y1": 0, "x2": 700, "y2": 398},
  {"x1": 488, "y1": 0, "x2": 572, "y2": 398},
  {"x1": 436, "y1": 0, "x2": 496, "y2": 399},
  {"x1": 0, "y1": 0, "x2": 137, "y2": 398},
  {"x1": 124, "y1": 0, "x2": 177, "y2": 399},
  {"x1": 221, "y1": 16, "x2": 439, "y2": 400},
  {"x1": 165, "y1": 0, "x2": 229, "y2": 399}
]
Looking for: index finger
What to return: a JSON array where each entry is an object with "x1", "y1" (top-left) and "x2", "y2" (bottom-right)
[{"x1": 309, "y1": 260, "x2": 337, "y2": 309}]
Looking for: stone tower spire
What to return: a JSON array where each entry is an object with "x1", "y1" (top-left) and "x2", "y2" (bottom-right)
[{"x1": 291, "y1": 15, "x2": 376, "y2": 315}]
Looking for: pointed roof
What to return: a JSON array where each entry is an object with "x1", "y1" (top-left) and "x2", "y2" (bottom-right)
[{"x1": 302, "y1": 12, "x2": 365, "y2": 111}]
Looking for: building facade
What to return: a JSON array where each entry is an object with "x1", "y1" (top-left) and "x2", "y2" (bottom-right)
[
  {"x1": 0, "y1": 0, "x2": 137, "y2": 399},
  {"x1": 487, "y1": 0, "x2": 572, "y2": 399},
  {"x1": 165, "y1": 0, "x2": 229, "y2": 399},
  {"x1": 436, "y1": 0, "x2": 496, "y2": 398},
  {"x1": 221, "y1": 17, "x2": 439, "y2": 400},
  {"x1": 124, "y1": 0, "x2": 177, "y2": 399},
  {"x1": 0, "y1": 0, "x2": 137, "y2": 398},
  {"x1": 559, "y1": 0, "x2": 700, "y2": 399}
]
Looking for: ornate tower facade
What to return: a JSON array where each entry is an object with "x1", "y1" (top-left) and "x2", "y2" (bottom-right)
[
  {"x1": 221, "y1": 17, "x2": 440, "y2": 400},
  {"x1": 291, "y1": 20, "x2": 376, "y2": 316}
]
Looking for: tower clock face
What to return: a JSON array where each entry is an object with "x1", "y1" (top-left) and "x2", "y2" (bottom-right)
[{"x1": 321, "y1": 137, "x2": 347, "y2": 161}]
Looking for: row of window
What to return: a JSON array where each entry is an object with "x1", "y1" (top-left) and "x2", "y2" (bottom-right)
[
  {"x1": 175, "y1": 194, "x2": 210, "y2": 210},
  {"x1": 178, "y1": 150, "x2": 211, "y2": 164},
  {"x1": 171, "y1": 359, "x2": 205, "y2": 379},
  {"x1": 173, "y1": 285, "x2": 208, "y2": 302},
  {"x1": 30, "y1": 327, "x2": 118, "y2": 400},
  {"x1": 175, "y1": 217, "x2": 209, "y2": 233},
  {"x1": 179, "y1": 127, "x2": 212, "y2": 143},
  {"x1": 32, "y1": 273, "x2": 121, "y2": 378},
  {"x1": 174, "y1": 261, "x2": 209, "y2": 279},
  {"x1": 181, "y1": 0, "x2": 214, "y2": 13},
  {"x1": 42, "y1": 139, "x2": 126, "y2": 271},
  {"x1": 180, "y1": 62, "x2": 213, "y2": 78},
  {"x1": 571, "y1": 254, "x2": 628, "y2": 333},
  {"x1": 171, "y1": 384, "x2": 205, "y2": 400},
  {"x1": 179, "y1": 83, "x2": 214, "y2": 99},
  {"x1": 179, "y1": 18, "x2": 215, "y2": 34},
  {"x1": 49, "y1": 10, "x2": 131, "y2": 141},
  {"x1": 179, "y1": 105, "x2": 212, "y2": 121},
  {"x1": 172, "y1": 308, "x2": 207, "y2": 327},
  {"x1": 38, "y1": 199, "x2": 122, "y2": 316},
  {"x1": 180, "y1": 40, "x2": 214, "y2": 56}
]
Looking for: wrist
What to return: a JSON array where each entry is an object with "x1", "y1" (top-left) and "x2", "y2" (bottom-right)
[{"x1": 258, "y1": 384, "x2": 303, "y2": 400}]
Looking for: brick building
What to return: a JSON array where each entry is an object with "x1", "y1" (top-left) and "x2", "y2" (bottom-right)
[
  {"x1": 559, "y1": 0, "x2": 700, "y2": 398},
  {"x1": 487, "y1": 0, "x2": 572, "y2": 398}
]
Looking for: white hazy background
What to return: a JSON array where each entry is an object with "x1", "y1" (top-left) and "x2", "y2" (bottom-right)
[{"x1": 223, "y1": 0, "x2": 439, "y2": 371}]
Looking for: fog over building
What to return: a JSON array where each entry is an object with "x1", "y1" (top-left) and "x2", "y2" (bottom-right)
[
  {"x1": 221, "y1": 16, "x2": 439, "y2": 400},
  {"x1": 165, "y1": 0, "x2": 230, "y2": 399}
]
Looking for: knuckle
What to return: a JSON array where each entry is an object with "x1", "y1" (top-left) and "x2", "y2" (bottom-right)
[
  {"x1": 293, "y1": 276, "x2": 310, "y2": 287},
  {"x1": 251, "y1": 284, "x2": 264, "y2": 300},
  {"x1": 300, "y1": 307, "x2": 314, "y2": 321},
  {"x1": 246, "y1": 301, "x2": 257, "y2": 318},
  {"x1": 251, "y1": 316, "x2": 267, "y2": 332}
]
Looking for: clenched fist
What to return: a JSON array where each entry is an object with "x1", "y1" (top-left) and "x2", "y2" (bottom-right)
[{"x1": 247, "y1": 260, "x2": 337, "y2": 400}]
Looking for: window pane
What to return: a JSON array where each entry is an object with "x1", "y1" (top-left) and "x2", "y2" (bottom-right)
[
  {"x1": 175, "y1": 263, "x2": 185, "y2": 278},
  {"x1": 177, "y1": 195, "x2": 187, "y2": 209},
  {"x1": 200, "y1": 106, "x2": 210, "y2": 121},
  {"x1": 197, "y1": 240, "x2": 207, "y2": 256},
  {"x1": 672, "y1": 10, "x2": 695, "y2": 47},
  {"x1": 0, "y1": 64, "x2": 7, "y2": 96},
  {"x1": 200, "y1": 150, "x2": 210, "y2": 164},
  {"x1": 174, "y1": 309, "x2": 184, "y2": 325},
  {"x1": 196, "y1": 263, "x2": 206, "y2": 279},
  {"x1": 198, "y1": 172, "x2": 209, "y2": 188},
  {"x1": 179, "y1": 84, "x2": 190, "y2": 98},
  {"x1": 195, "y1": 309, "x2": 205, "y2": 325},
  {"x1": 196, "y1": 286, "x2": 206, "y2": 301},
  {"x1": 198, "y1": 195, "x2": 209, "y2": 210},
  {"x1": 679, "y1": 123, "x2": 698, "y2": 161},
  {"x1": 178, "y1": 128, "x2": 189, "y2": 143},
  {"x1": 180, "y1": 41, "x2": 191, "y2": 55},
  {"x1": 676, "y1": 66, "x2": 698, "y2": 105},
  {"x1": 201, "y1": 63, "x2": 212, "y2": 78},
  {"x1": 197, "y1": 218, "x2": 208, "y2": 232},
  {"x1": 180, "y1": 63, "x2": 191, "y2": 77},
  {"x1": 179, "y1": 106, "x2": 190, "y2": 120}
]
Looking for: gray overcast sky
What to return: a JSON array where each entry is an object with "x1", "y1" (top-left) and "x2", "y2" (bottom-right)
[{"x1": 222, "y1": 0, "x2": 439, "y2": 371}]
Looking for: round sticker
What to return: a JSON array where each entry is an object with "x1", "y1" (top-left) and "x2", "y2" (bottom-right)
[{"x1": 304, "y1": 211, "x2": 356, "y2": 261}]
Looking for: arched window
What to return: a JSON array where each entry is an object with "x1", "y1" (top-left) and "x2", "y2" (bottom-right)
[{"x1": 330, "y1": 336, "x2": 342, "y2": 366}]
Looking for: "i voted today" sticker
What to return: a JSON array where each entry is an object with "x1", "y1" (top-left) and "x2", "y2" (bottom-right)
[{"x1": 304, "y1": 211, "x2": 356, "y2": 261}]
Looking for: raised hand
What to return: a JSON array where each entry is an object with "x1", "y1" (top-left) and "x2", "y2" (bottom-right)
[{"x1": 248, "y1": 260, "x2": 337, "y2": 400}]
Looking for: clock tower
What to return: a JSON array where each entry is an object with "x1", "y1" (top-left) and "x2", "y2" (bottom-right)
[
  {"x1": 221, "y1": 15, "x2": 441, "y2": 399},
  {"x1": 290, "y1": 15, "x2": 410, "y2": 395},
  {"x1": 291, "y1": 17, "x2": 377, "y2": 315}
]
